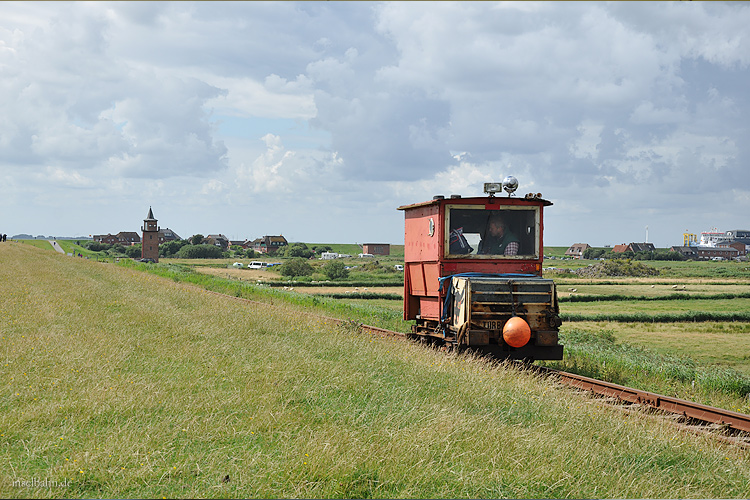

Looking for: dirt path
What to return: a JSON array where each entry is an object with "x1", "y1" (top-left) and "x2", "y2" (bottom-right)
[{"x1": 48, "y1": 240, "x2": 65, "y2": 254}]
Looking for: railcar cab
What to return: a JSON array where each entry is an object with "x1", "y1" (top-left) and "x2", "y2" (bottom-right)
[{"x1": 398, "y1": 177, "x2": 563, "y2": 360}]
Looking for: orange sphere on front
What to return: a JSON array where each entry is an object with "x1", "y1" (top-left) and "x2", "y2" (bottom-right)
[{"x1": 503, "y1": 316, "x2": 531, "y2": 348}]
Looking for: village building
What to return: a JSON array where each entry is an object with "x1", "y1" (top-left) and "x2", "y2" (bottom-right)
[
  {"x1": 611, "y1": 244, "x2": 628, "y2": 253},
  {"x1": 564, "y1": 243, "x2": 590, "y2": 259},
  {"x1": 726, "y1": 241, "x2": 747, "y2": 256},
  {"x1": 612, "y1": 242, "x2": 655, "y2": 253},
  {"x1": 92, "y1": 233, "x2": 120, "y2": 245},
  {"x1": 695, "y1": 246, "x2": 740, "y2": 260},
  {"x1": 158, "y1": 228, "x2": 181, "y2": 243},
  {"x1": 252, "y1": 235, "x2": 288, "y2": 254},
  {"x1": 362, "y1": 243, "x2": 390, "y2": 256},
  {"x1": 669, "y1": 246, "x2": 698, "y2": 259},
  {"x1": 118, "y1": 231, "x2": 141, "y2": 245},
  {"x1": 206, "y1": 234, "x2": 230, "y2": 250}
]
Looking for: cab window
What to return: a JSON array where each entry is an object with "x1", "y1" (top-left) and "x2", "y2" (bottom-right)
[{"x1": 446, "y1": 206, "x2": 538, "y2": 258}]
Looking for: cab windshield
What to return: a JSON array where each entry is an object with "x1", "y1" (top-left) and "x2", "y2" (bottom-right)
[{"x1": 446, "y1": 206, "x2": 539, "y2": 258}]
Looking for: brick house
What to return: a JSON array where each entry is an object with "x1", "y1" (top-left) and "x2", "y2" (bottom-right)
[
  {"x1": 93, "y1": 234, "x2": 120, "y2": 245},
  {"x1": 724, "y1": 241, "x2": 746, "y2": 256},
  {"x1": 117, "y1": 231, "x2": 141, "y2": 245},
  {"x1": 696, "y1": 246, "x2": 739, "y2": 260}
]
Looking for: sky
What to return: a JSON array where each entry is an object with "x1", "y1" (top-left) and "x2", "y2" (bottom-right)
[{"x1": 1, "y1": 1, "x2": 749, "y2": 248}]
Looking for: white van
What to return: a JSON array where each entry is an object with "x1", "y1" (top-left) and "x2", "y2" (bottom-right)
[
  {"x1": 248, "y1": 261, "x2": 265, "y2": 269},
  {"x1": 358, "y1": 253, "x2": 374, "y2": 258}
]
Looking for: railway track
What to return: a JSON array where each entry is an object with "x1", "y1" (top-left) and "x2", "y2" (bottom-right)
[
  {"x1": 531, "y1": 365, "x2": 750, "y2": 447},
  {"x1": 208, "y1": 288, "x2": 750, "y2": 447}
]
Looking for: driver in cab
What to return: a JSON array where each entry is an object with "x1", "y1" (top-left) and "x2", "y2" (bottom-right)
[{"x1": 478, "y1": 215, "x2": 519, "y2": 256}]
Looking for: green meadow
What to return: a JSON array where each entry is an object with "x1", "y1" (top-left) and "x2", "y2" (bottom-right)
[{"x1": 3, "y1": 241, "x2": 750, "y2": 498}]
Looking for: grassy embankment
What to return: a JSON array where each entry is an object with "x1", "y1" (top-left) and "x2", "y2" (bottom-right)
[
  {"x1": 24, "y1": 239, "x2": 750, "y2": 412},
  {"x1": 20, "y1": 240, "x2": 750, "y2": 413},
  {"x1": 11, "y1": 239, "x2": 55, "y2": 251},
  {"x1": 3, "y1": 242, "x2": 750, "y2": 498}
]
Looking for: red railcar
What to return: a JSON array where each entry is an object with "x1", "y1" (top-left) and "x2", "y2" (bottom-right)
[{"x1": 398, "y1": 179, "x2": 563, "y2": 360}]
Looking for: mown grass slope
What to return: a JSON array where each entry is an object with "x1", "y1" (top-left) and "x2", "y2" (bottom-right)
[{"x1": 1, "y1": 242, "x2": 749, "y2": 498}]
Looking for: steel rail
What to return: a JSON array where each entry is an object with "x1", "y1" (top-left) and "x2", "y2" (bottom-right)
[{"x1": 535, "y1": 366, "x2": 750, "y2": 433}]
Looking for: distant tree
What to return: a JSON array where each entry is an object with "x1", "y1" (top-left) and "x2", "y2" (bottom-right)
[
  {"x1": 160, "y1": 239, "x2": 188, "y2": 257},
  {"x1": 312, "y1": 245, "x2": 333, "y2": 255},
  {"x1": 85, "y1": 241, "x2": 110, "y2": 252},
  {"x1": 285, "y1": 243, "x2": 314, "y2": 259},
  {"x1": 175, "y1": 243, "x2": 223, "y2": 259},
  {"x1": 322, "y1": 259, "x2": 349, "y2": 280},
  {"x1": 653, "y1": 250, "x2": 685, "y2": 261},
  {"x1": 189, "y1": 234, "x2": 205, "y2": 245},
  {"x1": 109, "y1": 244, "x2": 127, "y2": 256},
  {"x1": 610, "y1": 250, "x2": 634, "y2": 260},
  {"x1": 633, "y1": 249, "x2": 685, "y2": 261},
  {"x1": 125, "y1": 245, "x2": 142, "y2": 258},
  {"x1": 279, "y1": 258, "x2": 314, "y2": 277},
  {"x1": 232, "y1": 247, "x2": 257, "y2": 258},
  {"x1": 583, "y1": 248, "x2": 608, "y2": 260}
]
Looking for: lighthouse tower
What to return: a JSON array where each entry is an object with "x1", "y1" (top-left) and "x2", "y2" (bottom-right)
[{"x1": 141, "y1": 207, "x2": 160, "y2": 262}]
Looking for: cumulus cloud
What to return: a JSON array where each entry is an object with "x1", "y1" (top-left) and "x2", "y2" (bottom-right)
[
  {"x1": 1, "y1": 1, "x2": 749, "y2": 246},
  {"x1": 0, "y1": 4, "x2": 228, "y2": 179}
]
